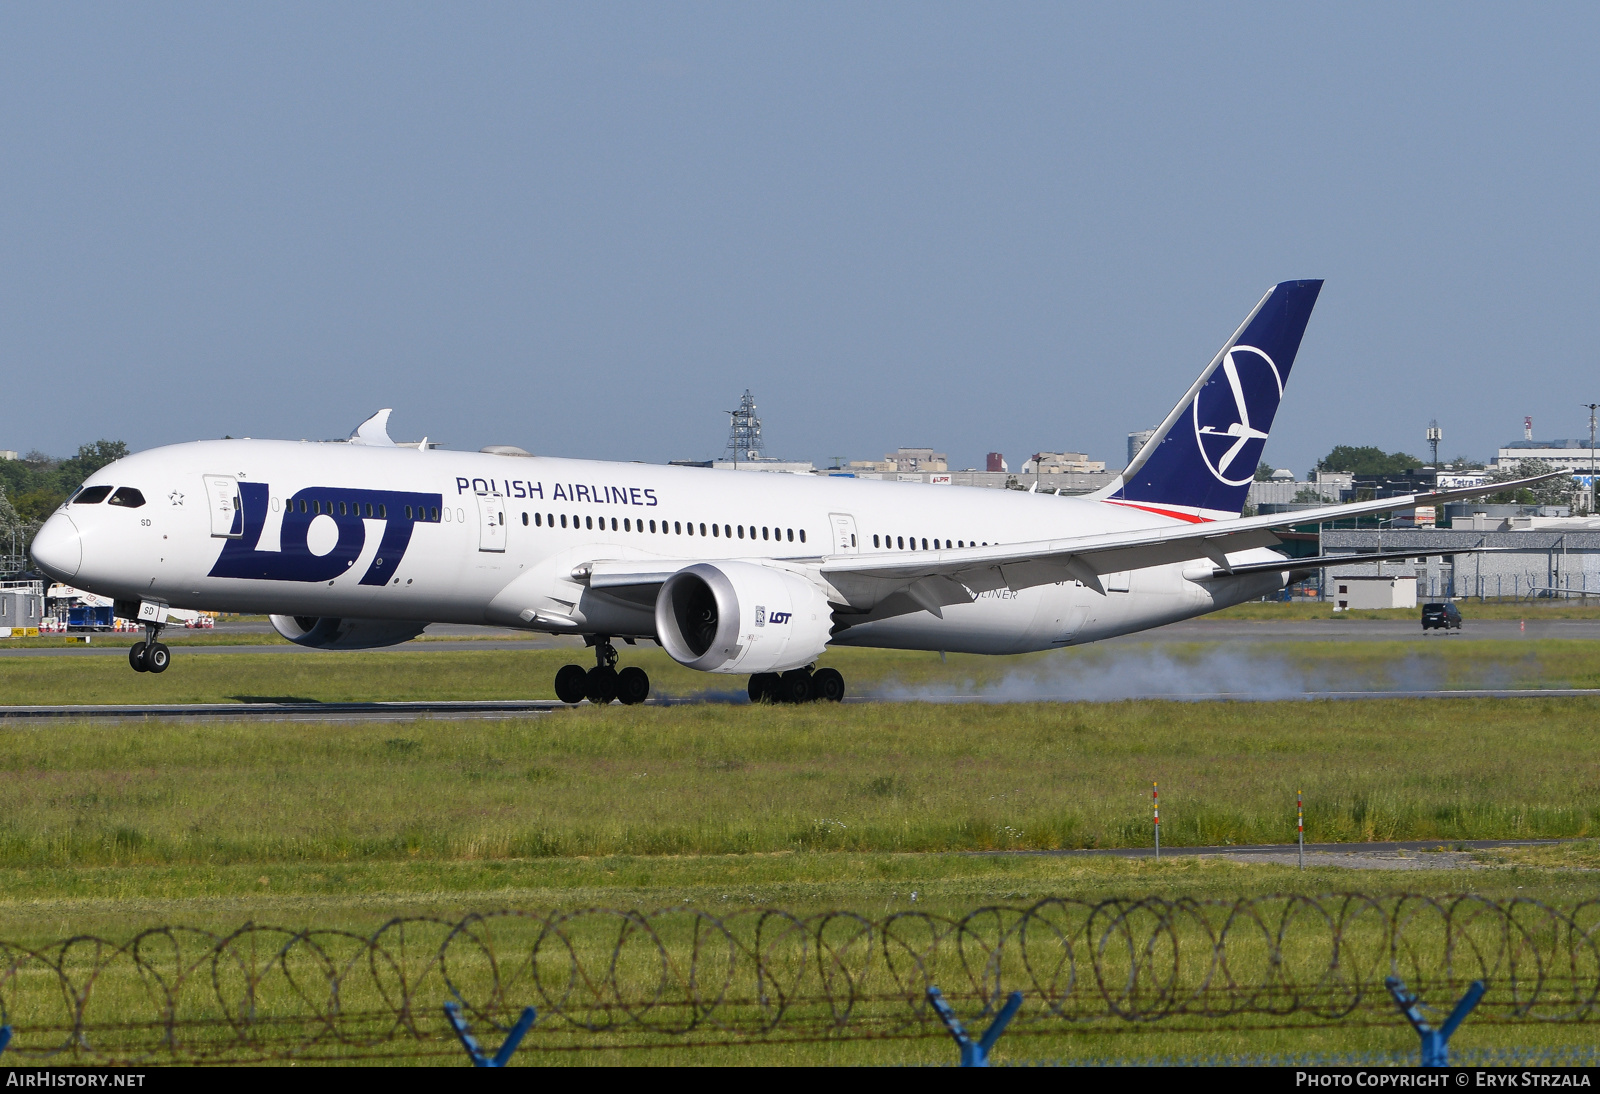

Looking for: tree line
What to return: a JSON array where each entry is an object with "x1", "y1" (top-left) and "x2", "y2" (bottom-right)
[{"x1": 0, "y1": 441, "x2": 128, "y2": 570}]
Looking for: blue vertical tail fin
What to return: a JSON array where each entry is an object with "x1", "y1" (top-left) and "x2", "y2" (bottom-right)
[{"x1": 1092, "y1": 279, "x2": 1323, "y2": 521}]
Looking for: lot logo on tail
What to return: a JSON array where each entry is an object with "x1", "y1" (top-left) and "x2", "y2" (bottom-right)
[{"x1": 1193, "y1": 346, "x2": 1282, "y2": 487}]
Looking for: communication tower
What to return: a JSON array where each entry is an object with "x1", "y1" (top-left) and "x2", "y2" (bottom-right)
[
  {"x1": 726, "y1": 390, "x2": 764, "y2": 465},
  {"x1": 1525, "y1": 416, "x2": 1533, "y2": 441},
  {"x1": 1426, "y1": 420, "x2": 1441, "y2": 465}
]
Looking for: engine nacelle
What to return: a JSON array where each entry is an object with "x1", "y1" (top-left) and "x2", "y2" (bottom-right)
[
  {"x1": 269, "y1": 615, "x2": 429, "y2": 650},
  {"x1": 655, "y1": 562, "x2": 832, "y2": 674}
]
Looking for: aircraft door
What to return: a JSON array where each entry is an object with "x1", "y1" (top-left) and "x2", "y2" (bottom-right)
[
  {"x1": 202, "y1": 475, "x2": 243, "y2": 538},
  {"x1": 829, "y1": 513, "x2": 858, "y2": 553},
  {"x1": 477, "y1": 493, "x2": 507, "y2": 552}
]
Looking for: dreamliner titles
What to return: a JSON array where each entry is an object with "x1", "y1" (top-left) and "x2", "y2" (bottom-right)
[{"x1": 455, "y1": 477, "x2": 659, "y2": 507}]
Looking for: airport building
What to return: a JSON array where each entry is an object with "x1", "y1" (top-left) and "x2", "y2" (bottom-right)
[{"x1": 1320, "y1": 525, "x2": 1600, "y2": 601}]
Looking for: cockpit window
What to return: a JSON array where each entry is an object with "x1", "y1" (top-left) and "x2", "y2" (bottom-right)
[
  {"x1": 107, "y1": 487, "x2": 146, "y2": 509},
  {"x1": 73, "y1": 486, "x2": 113, "y2": 505}
]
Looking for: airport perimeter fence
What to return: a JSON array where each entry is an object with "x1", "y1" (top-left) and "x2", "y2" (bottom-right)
[{"x1": 2, "y1": 894, "x2": 1599, "y2": 1067}]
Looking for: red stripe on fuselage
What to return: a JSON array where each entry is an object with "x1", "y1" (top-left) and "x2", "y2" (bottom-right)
[{"x1": 1101, "y1": 500, "x2": 1216, "y2": 524}]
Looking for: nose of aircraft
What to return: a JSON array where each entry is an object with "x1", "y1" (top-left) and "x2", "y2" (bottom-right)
[{"x1": 31, "y1": 512, "x2": 82, "y2": 579}]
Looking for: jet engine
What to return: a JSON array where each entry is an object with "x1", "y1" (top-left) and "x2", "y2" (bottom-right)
[
  {"x1": 269, "y1": 615, "x2": 430, "y2": 650},
  {"x1": 655, "y1": 562, "x2": 832, "y2": 674}
]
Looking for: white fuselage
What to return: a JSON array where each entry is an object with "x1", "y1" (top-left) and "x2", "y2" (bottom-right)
[{"x1": 33, "y1": 440, "x2": 1289, "y2": 659}]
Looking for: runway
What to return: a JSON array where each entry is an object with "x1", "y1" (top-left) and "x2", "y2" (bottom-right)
[{"x1": 1, "y1": 686, "x2": 1597, "y2": 721}]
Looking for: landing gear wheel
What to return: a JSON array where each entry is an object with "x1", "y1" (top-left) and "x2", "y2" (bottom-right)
[
  {"x1": 128, "y1": 641, "x2": 149, "y2": 673},
  {"x1": 812, "y1": 667, "x2": 845, "y2": 703},
  {"x1": 145, "y1": 642, "x2": 171, "y2": 674},
  {"x1": 617, "y1": 666, "x2": 650, "y2": 705},
  {"x1": 748, "y1": 672, "x2": 779, "y2": 704},
  {"x1": 585, "y1": 665, "x2": 619, "y2": 705},
  {"x1": 554, "y1": 664, "x2": 588, "y2": 705},
  {"x1": 777, "y1": 669, "x2": 815, "y2": 704}
]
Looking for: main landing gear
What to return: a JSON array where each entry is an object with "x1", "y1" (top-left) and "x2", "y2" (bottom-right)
[
  {"x1": 128, "y1": 622, "x2": 171, "y2": 674},
  {"x1": 554, "y1": 637, "x2": 650, "y2": 706},
  {"x1": 748, "y1": 667, "x2": 845, "y2": 705}
]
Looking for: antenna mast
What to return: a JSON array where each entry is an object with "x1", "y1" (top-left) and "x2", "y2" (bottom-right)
[
  {"x1": 1426, "y1": 420, "x2": 1441, "y2": 466},
  {"x1": 726, "y1": 390, "x2": 764, "y2": 468}
]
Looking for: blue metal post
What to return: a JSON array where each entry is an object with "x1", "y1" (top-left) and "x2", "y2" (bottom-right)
[
  {"x1": 926, "y1": 986, "x2": 1024, "y2": 1067},
  {"x1": 1385, "y1": 976, "x2": 1485, "y2": 1066},
  {"x1": 442, "y1": 1002, "x2": 536, "y2": 1067}
]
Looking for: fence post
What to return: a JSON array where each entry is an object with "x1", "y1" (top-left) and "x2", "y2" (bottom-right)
[
  {"x1": 442, "y1": 1002, "x2": 536, "y2": 1067},
  {"x1": 1385, "y1": 976, "x2": 1485, "y2": 1066},
  {"x1": 1297, "y1": 789, "x2": 1305, "y2": 870},
  {"x1": 1152, "y1": 781, "x2": 1160, "y2": 861},
  {"x1": 927, "y1": 986, "x2": 1023, "y2": 1067}
]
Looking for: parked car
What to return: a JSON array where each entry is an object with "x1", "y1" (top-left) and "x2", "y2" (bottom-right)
[{"x1": 1421, "y1": 601, "x2": 1462, "y2": 631}]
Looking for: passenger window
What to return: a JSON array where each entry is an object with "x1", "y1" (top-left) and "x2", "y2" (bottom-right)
[
  {"x1": 873, "y1": 535, "x2": 880, "y2": 548},
  {"x1": 405, "y1": 506, "x2": 413, "y2": 519},
  {"x1": 801, "y1": 530, "x2": 807, "y2": 543},
  {"x1": 675, "y1": 521, "x2": 682, "y2": 534},
  {"x1": 649, "y1": 520, "x2": 657, "y2": 533},
  {"x1": 897, "y1": 536, "x2": 904, "y2": 549},
  {"x1": 586, "y1": 516, "x2": 593, "y2": 529},
  {"x1": 73, "y1": 486, "x2": 113, "y2": 505},
  {"x1": 712, "y1": 523, "x2": 719, "y2": 537},
  {"x1": 786, "y1": 528, "x2": 793, "y2": 541},
  {"x1": 699, "y1": 523, "x2": 707, "y2": 536},
  {"x1": 561, "y1": 514, "x2": 568, "y2": 528},
  {"x1": 737, "y1": 526, "x2": 745, "y2": 539},
  {"x1": 522, "y1": 512, "x2": 528, "y2": 526},
  {"x1": 107, "y1": 487, "x2": 146, "y2": 508},
  {"x1": 921, "y1": 538, "x2": 928, "y2": 550},
  {"x1": 762, "y1": 527, "x2": 769, "y2": 541},
  {"x1": 624, "y1": 518, "x2": 631, "y2": 531}
]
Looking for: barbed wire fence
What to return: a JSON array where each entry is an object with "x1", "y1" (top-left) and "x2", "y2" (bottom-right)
[{"x1": 1, "y1": 893, "x2": 1598, "y2": 1066}]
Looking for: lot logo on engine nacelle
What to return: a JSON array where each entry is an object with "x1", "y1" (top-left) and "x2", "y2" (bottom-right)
[
  {"x1": 769, "y1": 611, "x2": 792, "y2": 624},
  {"x1": 1192, "y1": 344, "x2": 1282, "y2": 488},
  {"x1": 208, "y1": 483, "x2": 443, "y2": 584}
]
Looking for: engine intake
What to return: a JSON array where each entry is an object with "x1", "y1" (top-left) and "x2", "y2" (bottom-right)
[
  {"x1": 269, "y1": 615, "x2": 430, "y2": 650},
  {"x1": 655, "y1": 562, "x2": 832, "y2": 674}
]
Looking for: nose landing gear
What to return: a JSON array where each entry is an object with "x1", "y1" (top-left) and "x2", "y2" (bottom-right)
[
  {"x1": 554, "y1": 637, "x2": 650, "y2": 706},
  {"x1": 128, "y1": 622, "x2": 171, "y2": 674},
  {"x1": 748, "y1": 666, "x2": 844, "y2": 704}
]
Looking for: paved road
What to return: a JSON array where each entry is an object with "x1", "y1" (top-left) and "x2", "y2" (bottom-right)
[
  {"x1": 978, "y1": 838, "x2": 1577, "y2": 871},
  {"x1": 1108, "y1": 617, "x2": 1600, "y2": 642},
  {"x1": 2, "y1": 687, "x2": 1597, "y2": 722}
]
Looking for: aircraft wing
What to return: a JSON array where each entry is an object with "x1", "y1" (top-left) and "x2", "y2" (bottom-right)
[{"x1": 816, "y1": 472, "x2": 1560, "y2": 604}]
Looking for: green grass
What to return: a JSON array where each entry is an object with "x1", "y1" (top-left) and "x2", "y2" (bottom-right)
[
  {"x1": 3, "y1": 697, "x2": 1600, "y2": 1064},
  {"x1": 2, "y1": 699, "x2": 1598, "y2": 870}
]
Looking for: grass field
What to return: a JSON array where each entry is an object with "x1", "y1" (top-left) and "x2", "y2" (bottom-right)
[
  {"x1": 4, "y1": 699, "x2": 1597, "y2": 877},
  {"x1": 5, "y1": 637, "x2": 1600, "y2": 1063}
]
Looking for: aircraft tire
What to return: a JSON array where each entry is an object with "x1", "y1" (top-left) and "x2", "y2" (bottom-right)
[
  {"x1": 554, "y1": 664, "x2": 588, "y2": 704},
  {"x1": 747, "y1": 673, "x2": 778, "y2": 703},
  {"x1": 617, "y1": 666, "x2": 650, "y2": 705},
  {"x1": 812, "y1": 667, "x2": 845, "y2": 703},
  {"x1": 128, "y1": 641, "x2": 149, "y2": 673},
  {"x1": 585, "y1": 665, "x2": 619, "y2": 705},
  {"x1": 777, "y1": 669, "x2": 814, "y2": 704},
  {"x1": 145, "y1": 643, "x2": 171, "y2": 674}
]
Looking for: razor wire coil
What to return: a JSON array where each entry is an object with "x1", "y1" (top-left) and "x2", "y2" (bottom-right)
[{"x1": 0, "y1": 893, "x2": 1597, "y2": 1063}]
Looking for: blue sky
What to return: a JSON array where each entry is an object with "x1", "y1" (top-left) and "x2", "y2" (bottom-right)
[{"x1": 3, "y1": 4, "x2": 1597, "y2": 474}]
